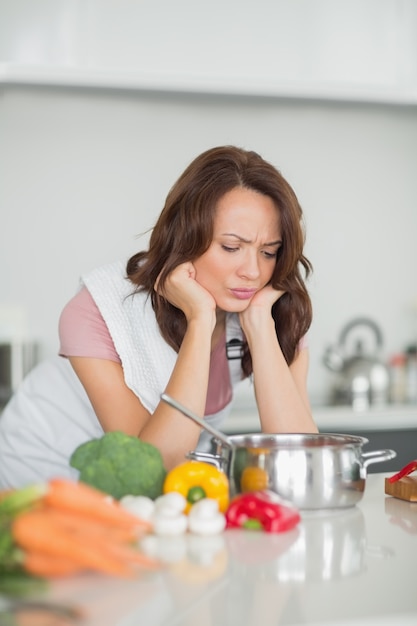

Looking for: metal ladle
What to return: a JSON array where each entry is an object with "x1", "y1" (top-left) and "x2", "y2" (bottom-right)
[{"x1": 160, "y1": 393, "x2": 232, "y2": 448}]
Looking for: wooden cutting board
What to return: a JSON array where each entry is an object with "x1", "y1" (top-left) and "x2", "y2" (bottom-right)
[{"x1": 385, "y1": 476, "x2": 417, "y2": 502}]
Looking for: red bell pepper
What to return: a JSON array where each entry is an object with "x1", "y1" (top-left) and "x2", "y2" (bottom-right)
[
  {"x1": 388, "y1": 459, "x2": 417, "y2": 483},
  {"x1": 225, "y1": 490, "x2": 300, "y2": 533}
]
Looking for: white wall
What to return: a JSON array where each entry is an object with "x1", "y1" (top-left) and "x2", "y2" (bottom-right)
[{"x1": 1, "y1": 1, "x2": 417, "y2": 405}]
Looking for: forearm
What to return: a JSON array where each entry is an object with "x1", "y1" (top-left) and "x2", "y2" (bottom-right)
[
  {"x1": 139, "y1": 317, "x2": 214, "y2": 469},
  {"x1": 71, "y1": 314, "x2": 215, "y2": 471},
  {"x1": 245, "y1": 318, "x2": 317, "y2": 433}
]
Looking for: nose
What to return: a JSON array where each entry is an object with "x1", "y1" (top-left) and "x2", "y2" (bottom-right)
[{"x1": 237, "y1": 250, "x2": 261, "y2": 280}]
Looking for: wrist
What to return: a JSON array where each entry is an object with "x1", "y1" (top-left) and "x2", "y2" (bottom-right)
[
  {"x1": 240, "y1": 314, "x2": 275, "y2": 342},
  {"x1": 185, "y1": 314, "x2": 216, "y2": 336}
]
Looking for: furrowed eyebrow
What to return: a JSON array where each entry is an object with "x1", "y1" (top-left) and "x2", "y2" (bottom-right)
[
  {"x1": 263, "y1": 240, "x2": 282, "y2": 247},
  {"x1": 221, "y1": 233, "x2": 282, "y2": 247}
]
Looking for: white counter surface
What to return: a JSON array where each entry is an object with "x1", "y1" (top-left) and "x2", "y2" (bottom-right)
[
  {"x1": 25, "y1": 473, "x2": 417, "y2": 626},
  {"x1": 223, "y1": 403, "x2": 417, "y2": 434}
]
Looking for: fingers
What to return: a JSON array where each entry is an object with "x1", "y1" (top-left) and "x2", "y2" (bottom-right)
[
  {"x1": 250, "y1": 284, "x2": 286, "y2": 308},
  {"x1": 239, "y1": 285, "x2": 286, "y2": 333},
  {"x1": 154, "y1": 262, "x2": 216, "y2": 320},
  {"x1": 154, "y1": 262, "x2": 195, "y2": 296}
]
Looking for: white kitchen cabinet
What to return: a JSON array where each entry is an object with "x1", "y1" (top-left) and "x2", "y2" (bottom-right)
[{"x1": 1, "y1": 0, "x2": 417, "y2": 104}]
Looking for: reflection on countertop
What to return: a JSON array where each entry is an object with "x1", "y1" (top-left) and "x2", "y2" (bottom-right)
[{"x1": 20, "y1": 474, "x2": 417, "y2": 626}]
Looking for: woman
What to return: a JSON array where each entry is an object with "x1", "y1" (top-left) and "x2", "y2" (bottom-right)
[{"x1": 0, "y1": 145, "x2": 317, "y2": 489}]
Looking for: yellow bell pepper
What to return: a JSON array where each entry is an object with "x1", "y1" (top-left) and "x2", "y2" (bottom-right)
[{"x1": 163, "y1": 460, "x2": 229, "y2": 513}]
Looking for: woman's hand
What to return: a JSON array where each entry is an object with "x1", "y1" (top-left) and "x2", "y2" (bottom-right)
[
  {"x1": 148, "y1": 262, "x2": 219, "y2": 468},
  {"x1": 239, "y1": 284, "x2": 285, "y2": 333},
  {"x1": 238, "y1": 284, "x2": 317, "y2": 435},
  {"x1": 155, "y1": 262, "x2": 216, "y2": 326}
]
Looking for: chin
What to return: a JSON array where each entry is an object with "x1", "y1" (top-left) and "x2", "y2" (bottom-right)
[{"x1": 216, "y1": 297, "x2": 251, "y2": 314}]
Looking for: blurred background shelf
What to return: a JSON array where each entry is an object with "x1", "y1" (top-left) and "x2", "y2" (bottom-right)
[{"x1": 225, "y1": 403, "x2": 417, "y2": 473}]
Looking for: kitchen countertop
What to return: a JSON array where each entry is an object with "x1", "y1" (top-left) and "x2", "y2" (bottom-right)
[
  {"x1": 20, "y1": 473, "x2": 417, "y2": 626},
  {"x1": 223, "y1": 402, "x2": 417, "y2": 434}
]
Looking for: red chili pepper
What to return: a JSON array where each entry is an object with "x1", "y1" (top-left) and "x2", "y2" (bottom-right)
[
  {"x1": 388, "y1": 459, "x2": 417, "y2": 483},
  {"x1": 225, "y1": 490, "x2": 300, "y2": 533}
]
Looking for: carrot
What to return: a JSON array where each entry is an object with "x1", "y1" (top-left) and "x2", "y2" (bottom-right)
[
  {"x1": 32, "y1": 506, "x2": 160, "y2": 570},
  {"x1": 38, "y1": 505, "x2": 143, "y2": 543},
  {"x1": 22, "y1": 551, "x2": 83, "y2": 577},
  {"x1": 42, "y1": 479, "x2": 150, "y2": 530},
  {"x1": 9, "y1": 479, "x2": 162, "y2": 579},
  {"x1": 12, "y1": 510, "x2": 135, "y2": 578},
  {"x1": 12, "y1": 505, "x2": 160, "y2": 578}
]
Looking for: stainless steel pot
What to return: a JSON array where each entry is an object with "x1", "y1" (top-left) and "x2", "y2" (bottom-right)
[
  {"x1": 161, "y1": 394, "x2": 396, "y2": 510},
  {"x1": 190, "y1": 433, "x2": 395, "y2": 509}
]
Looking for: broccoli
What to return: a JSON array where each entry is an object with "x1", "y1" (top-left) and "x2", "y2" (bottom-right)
[{"x1": 69, "y1": 431, "x2": 167, "y2": 500}]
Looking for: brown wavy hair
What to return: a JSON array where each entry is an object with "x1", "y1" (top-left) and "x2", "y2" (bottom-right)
[{"x1": 126, "y1": 145, "x2": 312, "y2": 376}]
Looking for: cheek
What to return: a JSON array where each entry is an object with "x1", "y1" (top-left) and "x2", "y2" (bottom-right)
[
  {"x1": 194, "y1": 252, "x2": 225, "y2": 281},
  {"x1": 260, "y1": 262, "x2": 276, "y2": 286},
  {"x1": 266, "y1": 264, "x2": 276, "y2": 280}
]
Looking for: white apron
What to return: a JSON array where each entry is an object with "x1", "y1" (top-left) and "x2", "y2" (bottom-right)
[{"x1": 0, "y1": 261, "x2": 245, "y2": 489}]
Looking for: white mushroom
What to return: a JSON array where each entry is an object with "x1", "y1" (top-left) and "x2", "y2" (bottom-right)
[
  {"x1": 119, "y1": 494, "x2": 155, "y2": 521},
  {"x1": 188, "y1": 498, "x2": 226, "y2": 536}
]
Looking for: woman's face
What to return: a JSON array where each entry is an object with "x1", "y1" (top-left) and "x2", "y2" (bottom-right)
[{"x1": 193, "y1": 186, "x2": 282, "y2": 312}]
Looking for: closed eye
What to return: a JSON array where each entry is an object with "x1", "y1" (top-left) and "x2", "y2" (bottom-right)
[{"x1": 222, "y1": 245, "x2": 278, "y2": 258}]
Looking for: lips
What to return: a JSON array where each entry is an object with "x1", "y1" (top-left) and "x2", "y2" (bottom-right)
[{"x1": 230, "y1": 288, "x2": 257, "y2": 300}]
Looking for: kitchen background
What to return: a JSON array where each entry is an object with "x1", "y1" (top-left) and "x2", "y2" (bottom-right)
[{"x1": 1, "y1": 0, "x2": 417, "y2": 410}]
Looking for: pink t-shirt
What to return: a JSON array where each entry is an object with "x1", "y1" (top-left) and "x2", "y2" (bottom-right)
[{"x1": 59, "y1": 287, "x2": 232, "y2": 415}]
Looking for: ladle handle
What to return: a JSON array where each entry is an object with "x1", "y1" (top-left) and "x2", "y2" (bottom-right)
[{"x1": 160, "y1": 393, "x2": 232, "y2": 447}]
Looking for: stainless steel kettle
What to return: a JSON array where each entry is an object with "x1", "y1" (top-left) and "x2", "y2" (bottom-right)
[{"x1": 323, "y1": 318, "x2": 389, "y2": 410}]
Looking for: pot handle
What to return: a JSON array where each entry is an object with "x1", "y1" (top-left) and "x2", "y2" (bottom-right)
[
  {"x1": 186, "y1": 450, "x2": 225, "y2": 471},
  {"x1": 362, "y1": 449, "x2": 397, "y2": 469}
]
